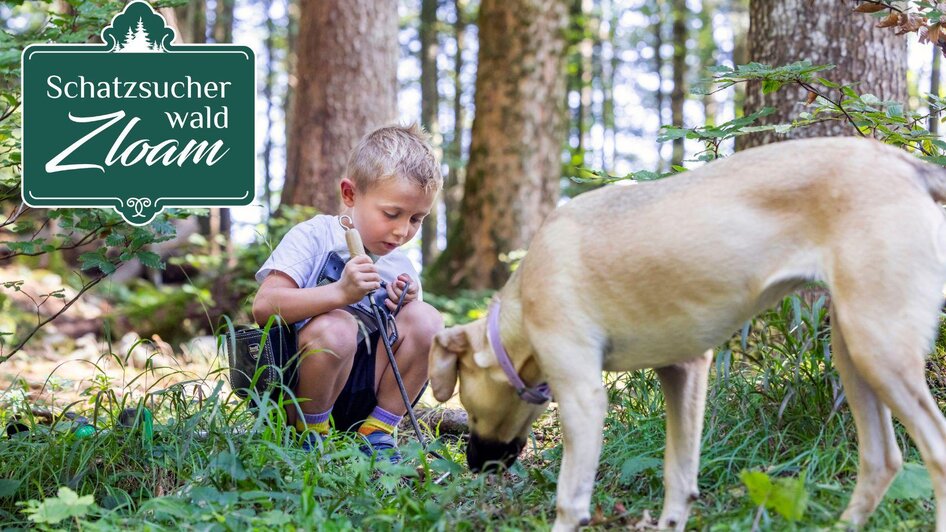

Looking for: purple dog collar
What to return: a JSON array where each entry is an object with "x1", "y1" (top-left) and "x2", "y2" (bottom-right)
[{"x1": 487, "y1": 300, "x2": 552, "y2": 405}]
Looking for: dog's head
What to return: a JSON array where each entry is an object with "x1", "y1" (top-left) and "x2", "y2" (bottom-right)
[{"x1": 429, "y1": 318, "x2": 549, "y2": 473}]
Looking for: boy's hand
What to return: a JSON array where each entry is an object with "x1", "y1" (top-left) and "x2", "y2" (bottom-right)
[
  {"x1": 385, "y1": 273, "x2": 418, "y2": 312},
  {"x1": 339, "y1": 255, "x2": 382, "y2": 305}
]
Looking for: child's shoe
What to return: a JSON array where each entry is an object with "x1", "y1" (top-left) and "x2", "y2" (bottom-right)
[
  {"x1": 300, "y1": 430, "x2": 323, "y2": 453},
  {"x1": 359, "y1": 431, "x2": 401, "y2": 463}
]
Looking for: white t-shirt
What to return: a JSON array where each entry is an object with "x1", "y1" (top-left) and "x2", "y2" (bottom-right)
[{"x1": 256, "y1": 214, "x2": 423, "y2": 318}]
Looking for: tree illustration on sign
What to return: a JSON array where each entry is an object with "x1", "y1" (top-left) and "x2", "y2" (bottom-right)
[
  {"x1": 102, "y1": 2, "x2": 175, "y2": 54},
  {"x1": 116, "y1": 17, "x2": 163, "y2": 53}
]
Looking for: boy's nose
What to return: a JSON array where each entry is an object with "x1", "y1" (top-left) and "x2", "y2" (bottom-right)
[{"x1": 392, "y1": 222, "x2": 409, "y2": 239}]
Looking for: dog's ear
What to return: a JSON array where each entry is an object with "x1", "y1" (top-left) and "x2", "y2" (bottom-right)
[{"x1": 429, "y1": 326, "x2": 469, "y2": 402}]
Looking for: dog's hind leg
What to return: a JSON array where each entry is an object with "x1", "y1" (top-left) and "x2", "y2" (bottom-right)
[
  {"x1": 829, "y1": 313, "x2": 902, "y2": 527},
  {"x1": 829, "y1": 238, "x2": 946, "y2": 530},
  {"x1": 654, "y1": 349, "x2": 713, "y2": 531}
]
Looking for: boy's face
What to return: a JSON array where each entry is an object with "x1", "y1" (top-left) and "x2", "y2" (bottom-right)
[{"x1": 340, "y1": 176, "x2": 437, "y2": 256}]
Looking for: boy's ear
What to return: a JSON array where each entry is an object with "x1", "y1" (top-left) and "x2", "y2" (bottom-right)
[{"x1": 340, "y1": 178, "x2": 356, "y2": 207}]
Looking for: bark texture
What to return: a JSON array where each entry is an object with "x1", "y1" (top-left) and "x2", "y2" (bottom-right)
[
  {"x1": 281, "y1": 1, "x2": 398, "y2": 213},
  {"x1": 428, "y1": 0, "x2": 570, "y2": 292},
  {"x1": 738, "y1": 0, "x2": 907, "y2": 150},
  {"x1": 420, "y1": 0, "x2": 442, "y2": 267}
]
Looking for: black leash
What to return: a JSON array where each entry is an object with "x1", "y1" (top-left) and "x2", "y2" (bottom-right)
[
  {"x1": 369, "y1": 286, "x2": 445, "y2": 461},
  {"x1": 341, "y1": 216, "x2": 447, "y2": 466}
]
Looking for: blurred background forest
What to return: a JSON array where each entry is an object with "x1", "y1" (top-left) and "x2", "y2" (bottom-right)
[
  {"x1": 2, "y1": 0, "x2": 946, "y2": 528},
  {"x1": 2, "y1": 0, "x2": 940, "y2": 363}
]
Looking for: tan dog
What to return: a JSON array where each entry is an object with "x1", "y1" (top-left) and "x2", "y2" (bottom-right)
[{"x1": 429, "y1": 137, "x2": 946, "y2": 531}]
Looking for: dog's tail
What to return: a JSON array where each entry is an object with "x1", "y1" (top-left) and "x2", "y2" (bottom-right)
[{"x1": 911, "y1": 157, "x2": 946, "y2": 204}]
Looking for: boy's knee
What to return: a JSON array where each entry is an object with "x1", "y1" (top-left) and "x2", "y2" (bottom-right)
[
  {"x1": 398, "y1": 301, "x2": 444, "y2": 343},
  {"x1": 297, "y1": 310, "x2": 359, "y2": 361}
]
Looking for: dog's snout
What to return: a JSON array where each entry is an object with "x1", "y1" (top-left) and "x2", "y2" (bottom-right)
[{"x1": 467, "y1": 433, "x2": 525, "y2": 473}]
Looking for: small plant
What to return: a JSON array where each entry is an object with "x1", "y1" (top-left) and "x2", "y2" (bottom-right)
[
  {"x1": 20, "y1": 486, "x2": 99, "y2": 527},
  {"x1": 740, "y1": 469, "x2": 809, "y2": 525}
]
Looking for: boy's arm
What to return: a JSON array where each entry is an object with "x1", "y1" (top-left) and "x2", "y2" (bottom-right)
[
  {"x1": 252, "y1": 255, "x2": 382, "y2": 326},
  {"x1": 252, "y1": 271, "x2": 348, "y2": 326}
]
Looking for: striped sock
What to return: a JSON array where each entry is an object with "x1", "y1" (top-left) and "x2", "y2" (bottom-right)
[
  {"x1": 295, "y1": 408, "x2": 332, "y2": 435},
  {"x1": 358, "y1": 406, "x2": 402, "y2": 436}
]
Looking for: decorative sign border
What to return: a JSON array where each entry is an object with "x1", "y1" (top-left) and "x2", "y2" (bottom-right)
[{"x1": 21, "y1": 1, "x2": 256, "y2": 226}]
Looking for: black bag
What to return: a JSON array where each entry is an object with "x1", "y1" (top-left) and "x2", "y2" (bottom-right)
[{"x1": 224, "y1": 319, "x2": 299, "y2": 404}]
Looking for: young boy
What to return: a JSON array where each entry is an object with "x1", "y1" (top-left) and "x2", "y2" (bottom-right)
[{"x1": 252, "y1": 124, "x2": 444, "y2": 460}]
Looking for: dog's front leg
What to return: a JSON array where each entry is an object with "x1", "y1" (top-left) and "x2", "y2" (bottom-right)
[
  {"x1": 655, "y1": 350, "x2": 713, "y2": 531},
  {"x1": 552, "y1": 379, "x2": 608, "y2": 532}
]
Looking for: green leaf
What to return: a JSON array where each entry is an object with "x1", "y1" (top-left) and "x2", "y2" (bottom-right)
[
  {"x1": 78, "y1": 251, "x2": 116, "y2": 274},
  {"x1": 105, "y1": 232, "x2": 125, "y2": 247},
  {"x1": 740, "y1": 470, "x2": 808, "y2": 522},
  {"x1": 258, "y1": 510, "x2": 292, "y2": 526},
  {"x1": 769, "y1": 475, "x2": 808, "y2": 522},
  {"x1": 657, "y1": 127, "x2": 688, "y2": 142},
  {"x1": 208, "y1": 451, "x2": 248, "y2": 482},
  {"x1": 741, "y1": 470, "x2": 773, "y2": 506},
  {"x1": 0, "y1": 479, "x2": 20, "y2": 497},
  {"x1": 886, "y1": 103, "x2": 904, "y2": 119},
  {"x1": 23, "y1": 486, "x2": 97, "y2": 524},
  {"x1": 888, "y1": 462, "x2": 933, "y2": 500},
  {"x1": 620, "y1": 456, "x2": 662, "y2": 483},
  {"x1": 761, "y1": 80, "x2": 783, "y2": 94},
  {"x1": 135, "y1": 251, "x2": 164, "y2": 270}
]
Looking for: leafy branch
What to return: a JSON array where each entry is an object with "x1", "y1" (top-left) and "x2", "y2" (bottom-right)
[
  {"x1": 851, "y1": 0, "x2": 946, "y2": 55},
  {"x1": 661, "y1": 61, "x2": 946, "y2": 164}
]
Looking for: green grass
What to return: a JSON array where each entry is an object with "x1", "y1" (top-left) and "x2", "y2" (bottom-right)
[{"x1": 0, "y1": 295, "x2": 941, "y2": 530}]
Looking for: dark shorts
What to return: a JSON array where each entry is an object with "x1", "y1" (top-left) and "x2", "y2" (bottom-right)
[
  {"x1": 330, "y1": 327, "x2": 383, "y2": 432},
  {"x1": 327, "y1": 316, "x2": 426, "y2": 433}
]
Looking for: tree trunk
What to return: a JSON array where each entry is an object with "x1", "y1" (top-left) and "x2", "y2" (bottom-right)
[
  {"x1": 281, "y1": 1, "x2": 398, "y2": 213},
  {"x1": 173, "y1": 0, "x2": 206, "y2": 44},
  {"x1": 730, "y1": 0, "x2": 750, "y2": 120},
  {"x1": 444, "y1": 0, "x2": 467, "y2": 239},
  {"x1": 202, "y1": 0, "x2": 235, "y2": 254},
  {"x1": 603, "y1": 0, "x2": 617, "y2": 171},
  {"x1": 427, "y1": 0, "x2": 570, "y2": 293},
  {"x1": 572, "y1": 0, "x2": 593, "y2": 162},
  {"x1": 699, "y1": 0, "x2": 718, "y2": 126},
  {"x1": 420, "y1": 0, "x2": 442, "y2": 267},
  {"x1": 931, "y1": 46, "x2": 941, "y2": 136},
  {"x1": 670, "y1": 0, "x2": 687, "y2": 167},
  {"x1": 284, "y1": 0, "x2": 298, "y2": 205},
  {"x1": 651, "y1": 1, "x2": 665, "y2": 172},
  {"x1": 263, "y1": 0, "x2": 276, "y2": 221},
  {"x1": 737, "y1": 0, "x2": 907, "y2": 150},
  {"x1": 213, "y1": 0, "x2": 234, "y2": 44}
]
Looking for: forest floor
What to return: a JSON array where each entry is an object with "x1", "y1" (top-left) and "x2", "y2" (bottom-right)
[{"x1": 0, "y1": 288, "x2": 939, "y2": 530}]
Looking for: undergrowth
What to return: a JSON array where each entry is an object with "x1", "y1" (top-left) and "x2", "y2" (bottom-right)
[{"x1": 0, "y1": 294, "x2": 941, "y2": 530}]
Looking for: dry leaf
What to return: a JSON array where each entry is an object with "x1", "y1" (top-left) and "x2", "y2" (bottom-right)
[
  {"x1": 920, "y1": 25, "x2": 931, "y2": 44},
  {"x1": 854, "y1": 2, "x2": 887, "y2": 13},
  {"x1": 805, "y1": 91, "x2": 818, "y2": 105},
  {"x1": 614, "y1": 501, "x2": 628, "y2": 515},
  {"x1": 589, "y1": 503, "x2": 605, "y2": 525},
  {"x1": 876, "y1": 12, "x2": 900, "y2": 28},
  {"x1": 897, "y1": 13, "x2": 928, "y2": 35},
  {"x1": 930, "y1": 23, "x2": 942, "y2": 44}
]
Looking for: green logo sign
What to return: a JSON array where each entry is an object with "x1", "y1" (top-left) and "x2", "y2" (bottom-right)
[{"x1": 21, "y1": 1, "x2": 255, "y2": 226}]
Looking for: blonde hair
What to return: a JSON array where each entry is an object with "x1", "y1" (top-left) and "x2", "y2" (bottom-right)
[{"x1": 346, "y1": 123, "x2": 443, "y2": 193}]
